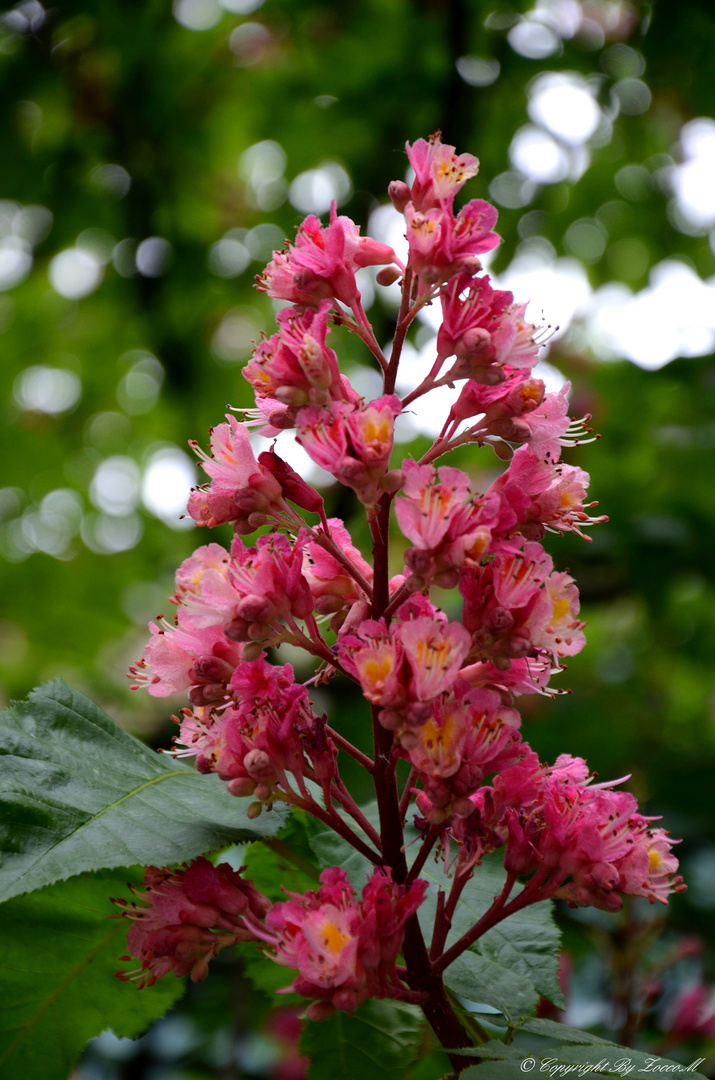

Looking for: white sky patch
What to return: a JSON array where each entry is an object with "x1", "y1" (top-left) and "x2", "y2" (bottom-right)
[
  {"x1": 49, "y1": 247, "x2": 103, "y2": 299},
  {"x1": 528, "y1": 72, "x2": 601, "y2": 146},
  {"x1": 509, "y1": 126, "x2": 571, "y2": 184},
  {"x1": 142, "y1": 446, "x2": 197, "y2": 528},
  {"x1": 586, "y1": 260, "x2": 715, "y2": 369},
  {"x1": 14, "y1": 365, "x2": 81, "y2": 414},
  {"x1": 289, "y1": 162, "x2": 352, "y2": 215},
  {"x1": 497, "y1": 244, "x2": 592, "y2": 344},
  {"x1": 669, "y1": 117, "x2": 715, "y2": 233},
  {"x1": 90, "y1": 456, "x2": 141, "y2": 516}
]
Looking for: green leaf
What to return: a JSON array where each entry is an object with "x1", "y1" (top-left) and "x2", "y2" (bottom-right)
[
  {"x1": 442, "y1": 952, "x2": 539, "y2": 1025},
  {"x1": 243, "y1": 814, "x2": 321, "y2": 902},
  {"x1": 300, "y1": 998, "x2": 425, "y2": 1080},
  {"x1": 305, "y1": 801, "x2": 379, "y2": 888},
  {"x1": 0, "y1": 869, "x2": 183, "y2": 1080},
  {"x1": 516, "y1": 1018, "x2": 616, "y2": 1045},
  {"x1": 0, "y1": 680, "x2": 288, "y2": 902},
  {"x1": 418, "y1": 855, "x2": 562, "y2": 1010},
  {"x1": 461, "y1": 1023, "x2": 710, "y2": 1080}
]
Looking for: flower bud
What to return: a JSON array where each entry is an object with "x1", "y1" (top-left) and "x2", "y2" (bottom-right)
[
  {"x1": 433, "y1": 569, "x2": 460, "y2": 590},
  {"x1": 226, "y1": 777, "x2": 256, "y2": 797},
  {"x1": 376, "y1": 266, "x2": 402, "y2": 287},
  {"x1": 244, "y1": 748, "x2": 274, "y2": 781},
  {"x1": 306, "y1": 1001, "x2": 335, "y2": 1022},
  {"x1": 388, "y1": 180, "x2": 411, "y2": 213}
]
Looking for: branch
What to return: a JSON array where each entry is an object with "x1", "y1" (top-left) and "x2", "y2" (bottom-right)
[
  {"x1": 325, "y1": 724, "x2": 375, "y2": 773},
  {"x1": 433, "y1": 869, "x2": 555, "y2": 975}
]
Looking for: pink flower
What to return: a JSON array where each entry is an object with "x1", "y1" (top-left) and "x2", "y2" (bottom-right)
[
  {"x1": 115, "y1": 857, "x2": 270, "y2": 985},
  {"x1": 338, "y1": 618, "x2": 405, "y2": 708},
  {"x1": 180, "y1": 533, "x2": 314, "y2": 648},
  {"x1": 399, "y1": 615, "x2": 472, "y2": 702},
  {"x1": 129, "y1": 610, "x2": 243, "y2": 704},
  {"x1": 296, "y1": 396, "x2": 401, "y2": 504},
  {"x1": 187, "y1": 415, "x2": 285, "y2": 531},
  {"x1": 257, "y1": 867, "x2": 427, "y2": 1015},
  {"x1": 405, "y1": 200, "x2": 500, "y2": 288},
  {"x1": 662, "y1": 983, "x2": 715, "y2": 1043},
  {"x1": 243, "y1": 301, "x2": 345, "y2": 409},
  {"x1": 404, "y1": 133, "x2": 481, "y2": 212},
  {"x1": 397, "y1": 686, "x2": 523, "y2": 818},
  {"x1": 257, "y1": 208, "x2": 396, "y2": 313},
  {"x1": 173, "y1": 656, "x2": 336, "y2": 800},
  {"x1": 437, "y1": 273, "x2": 516, "y2": 373},
  {"x1": 303, "y1": 518, "x2": 373, "y2": 616},
  {"x1": 395, "y1": 460, "x2": 497, "y2": 583}
]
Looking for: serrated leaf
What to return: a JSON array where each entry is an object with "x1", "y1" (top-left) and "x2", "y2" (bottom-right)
[
  {"x1": 243, "y1": 814, "x2": 320, "y2": 902},
  {"x1": 442, "y1": 952, "x2": 539, "y2": 1024},
  {"x1": 307, "y1": 827, "x2": 373, "y2": 887},
  {"x1": 0, "y1": 680, "x2": 288, "y2": 902},
  {"x1": 305, "y1": 800, "x2": 379, "y2": 888},
  {"x1": 461, "y1": 1028, "x2": 709, "y2": 1080},
  {"x1": 516, "y1": 1018, "x2": 616, "y2": 1045},
  {"x1": 462, "y1": 1063, "x2": 532, "y2": 1079},
  {"x1": 419, "y1": 855, "x2": 562, "y2": 1007},
  {"x1": 300, "y1": 998, "x2": 424, "y2": 1080},
  {"x1": 0, "y1": 869, "x2": 183, "y2": 1080}
]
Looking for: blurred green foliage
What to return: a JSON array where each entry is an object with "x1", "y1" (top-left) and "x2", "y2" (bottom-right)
[{"x1": 2, "y1": 0, "x2": 715, "y2": 1073}]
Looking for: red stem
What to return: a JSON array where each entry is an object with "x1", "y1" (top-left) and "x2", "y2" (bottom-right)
[{"x1": 325, "y1": 725, "x2": 375, "y2": 773}]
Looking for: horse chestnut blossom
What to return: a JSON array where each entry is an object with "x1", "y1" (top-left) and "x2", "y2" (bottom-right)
[{"x1": 122, "y1": 132, "x2": 684, "y2": 1067}]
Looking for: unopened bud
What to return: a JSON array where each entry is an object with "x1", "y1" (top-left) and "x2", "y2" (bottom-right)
[
  {"x1": 405, "y1": 572, "x2": 427, "y2": 592},
  {"x1": 433, "y1": 569, "x2": 459, "y2": 590},
  {"x1": 242, "y1": 640, "x2": 265, "y2": 662},
  {"x1": 406, "y1": 548, "x2": 432, "y2": 575},
  {"x1": 246, "y1": 801, "x2": 264, "y2": 820},
  {"x1": 452, "y1": 797, "x2": 476, "y2": 817},
  {"x1": 227, "y1": 777, "x2": 256, "y2": 797},
  {"x1": 490, "y1": 439, "x2": 514, "y2": 462},
  {"x1": 225, "y1": 617, "x2": 251, "y2": 642},
  {"x1": 376, "y1": 266, "x2": 402, "y2": 287},
  {"x1": 188, "y1": 683, "x2": 225, "y2": 706},
  {"x1": 314, "y1": 594, "x2": 345, "y2": 615},
  {"x1": 235, "y1": 489, "x2": 270, "y2": 512},
  {"x1": 247, "y1": 511, "x2": 268, "y2": 529},
  {"x1": 306, "y1": 1001, "x2": 335, "y2": 1022},
  {"x1": 274, "y1": 385, "x2": 309, "y2": 406},
  {"x1": 338, "y1": 456, "x2": 370, "y2": 485},
  {"x1": 244, "y1": 749, "x2": 274, "y2": 780},
  {"x1": 253, "y1": 784, "x2": 274, "y2": 800},
  {"x1": 237, "y1": 594, "x2": 274, "y2": 623},
  {"x1": 471, "y1": 365, "x2": 506, "y2": 386},
  {"x1": 398, "y1": 730, "x2": 419, "y2": 751},
  {"x1": 405, "y1": 701, "x2": 433, "y2": 726},
  {"x1": 378, "y1": 708, "x2": 403, "y2": 731},
  {"x1": 388, "y1": 180, "x2": 411, "y2": 213},
  {"x1": 455, "y1": 326, "x2": 491, "y2": 360},
  {"x1": 379, "y1": 468, "x2": 405, "y2": 494}
]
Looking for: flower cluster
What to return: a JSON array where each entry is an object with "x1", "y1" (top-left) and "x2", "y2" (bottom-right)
[
  {"x1": 114, "y1": 857, "x2": 270, "y2": 985},
  {"x1": 122, "y1": 133, "x2": 683, "y2": 1028},
  {"x1": 251, "y1": 868, "x2": 428, "y2": 1019}
]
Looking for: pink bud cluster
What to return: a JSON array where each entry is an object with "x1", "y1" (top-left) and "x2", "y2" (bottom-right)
[
  {"x1": 252, "y1": 868, "x2": 428, "y2": 1019},
  {"x1": 114, "y1": 857, "x2": 270, "y2": 985},
  {"x1": 432, "y1": 750, "x2": 685, "y2": 911},
  {"x1": 123, "y1": 132, "x2": 683, "y2": 1020}
]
